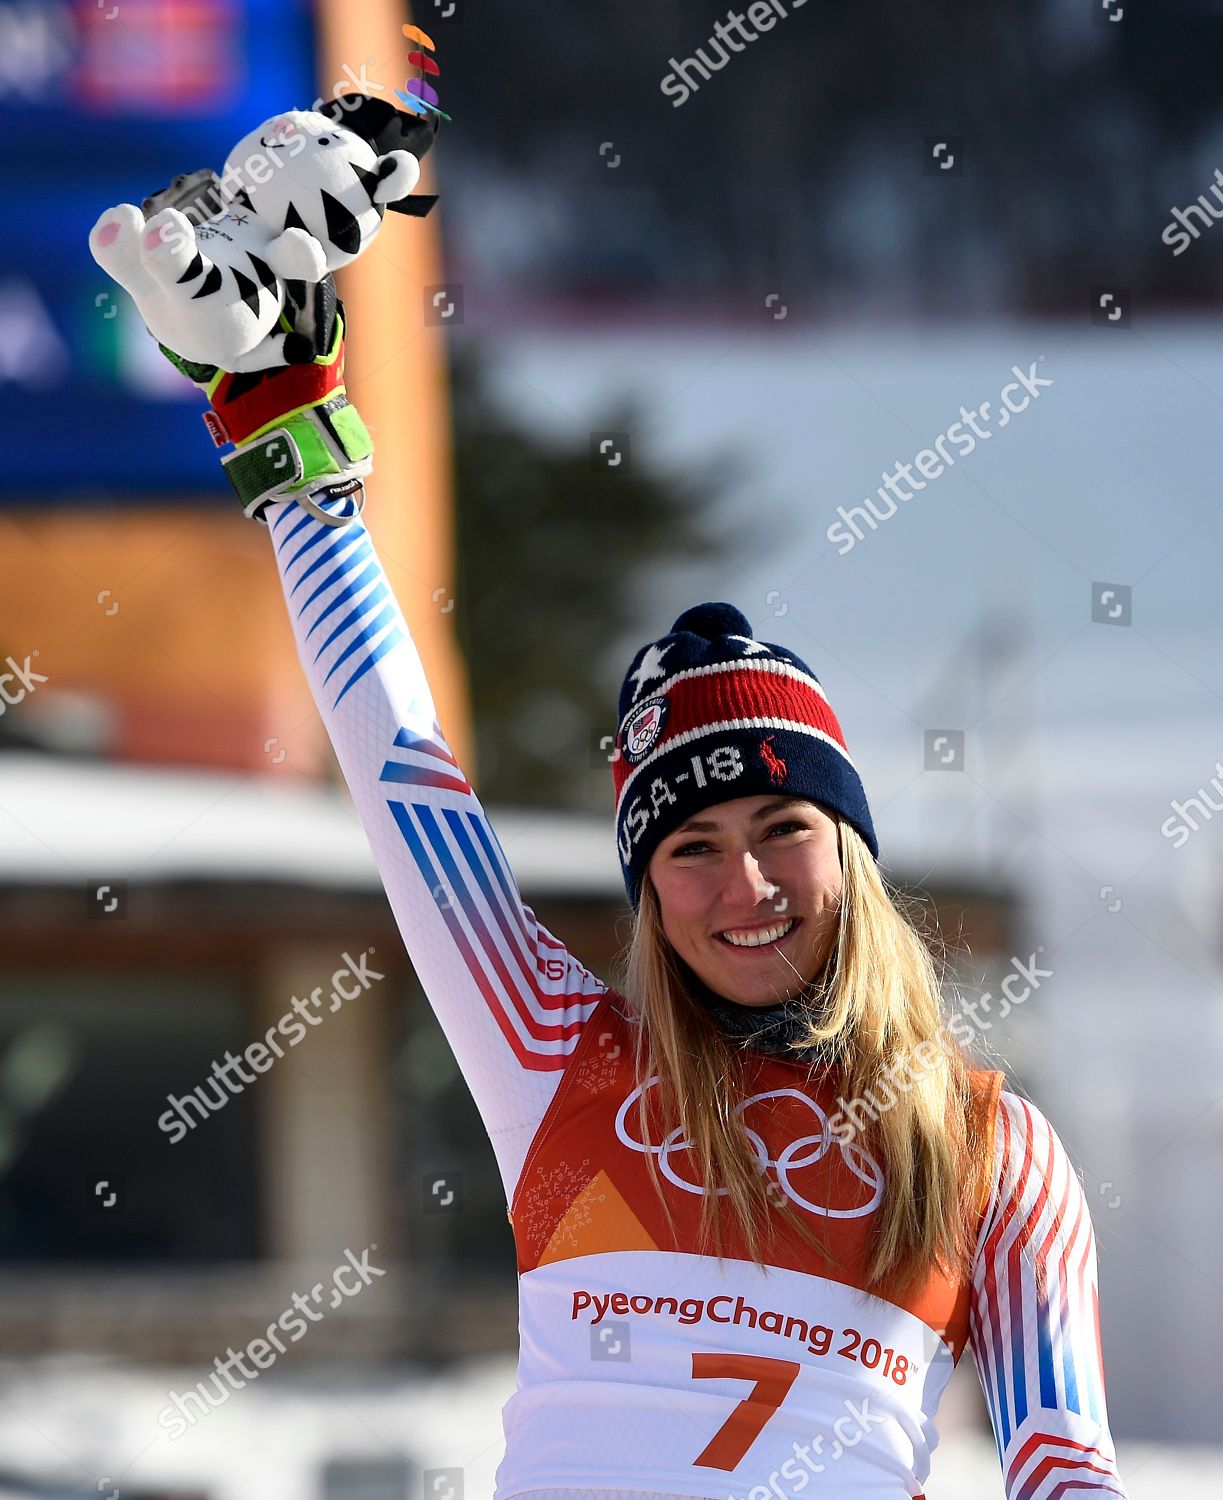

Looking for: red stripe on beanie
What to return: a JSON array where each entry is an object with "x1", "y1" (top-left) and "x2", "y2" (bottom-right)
[{"x1": 614, "y1": 663, "x2": 850, "y2": 800}]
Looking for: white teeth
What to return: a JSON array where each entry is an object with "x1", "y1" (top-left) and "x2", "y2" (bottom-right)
[{"x1": 720, "y1": 919, "x2": 795, "y2": 948}]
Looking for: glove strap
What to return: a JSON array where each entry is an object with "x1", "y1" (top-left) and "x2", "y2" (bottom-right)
[
  {"x1": 220, "y1": 396, "x2": 373, "y2": 525},
  {"x1": 161, "y1": 303, "x2": 371, "y2": 526}
]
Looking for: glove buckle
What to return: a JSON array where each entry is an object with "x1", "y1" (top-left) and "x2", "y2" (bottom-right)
[{"x1": 297, "y1": 479, "x2": 367, "y2": 528}]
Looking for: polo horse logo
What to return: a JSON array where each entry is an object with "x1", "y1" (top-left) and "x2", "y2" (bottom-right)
[{"x1": 759, "y1": 735, "x2": 788, "y2": 784}]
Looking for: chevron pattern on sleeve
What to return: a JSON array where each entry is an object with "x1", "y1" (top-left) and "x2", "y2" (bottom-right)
[
  {"x1": 970, "y1": 1091, "x2": 1129, "y2": 1500},
  {"x1": 381, "y1": 725, "x2": 606, "y2": 1072},
  {"x1": 273, "y1": 506, "x2": 404, "y2": 709}
]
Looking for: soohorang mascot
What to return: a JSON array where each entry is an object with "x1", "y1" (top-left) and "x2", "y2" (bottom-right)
[{"x1": 89, "y1": 93, "x2": 439, "y2": 372}]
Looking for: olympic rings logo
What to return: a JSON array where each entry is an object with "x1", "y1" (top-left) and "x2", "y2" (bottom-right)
[{"x1": 614, "y1": 1078, "x2": 884, "y2": 1220}]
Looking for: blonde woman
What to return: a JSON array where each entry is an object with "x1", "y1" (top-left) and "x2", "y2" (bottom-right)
[{"x1": 101, "y1": 171, "x2": 1129, "y2": 1496}]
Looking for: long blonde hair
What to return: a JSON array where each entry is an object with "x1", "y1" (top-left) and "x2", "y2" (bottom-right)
[{"x1": 611, "y1": 817, "x2": 994, "y2": 1302}]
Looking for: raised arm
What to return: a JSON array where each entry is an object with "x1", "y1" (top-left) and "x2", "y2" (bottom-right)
[
  {"x1": 969, "y1": 1090, "x2": 1129, "y2": 1499},
  {"x1": 88, "y1": 100, "x2": 608, "y2": 1201},
  {"x1": 263, "y1": 492, "x2": 607, "y2": 1193}
]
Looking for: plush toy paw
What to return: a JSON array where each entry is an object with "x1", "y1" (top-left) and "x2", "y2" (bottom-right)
[
  {"x1": 139, "y1": 206, "x2": 203, "y2": 288},
  {"x1": 263, "y1": 226, "x2": 328, "y2": 284},
  {"x1": 91, "y1": 95, "x2": 441, "y2": 375},
  {"x1": 91, "y1": 91, "x2": 442, "y2": 381},
  {"x1": 90, "y1": 195, "x2": 301, "y2": 370},
  {"x1": 89, "y1": 202, "x2": 156, "y2": 300}
]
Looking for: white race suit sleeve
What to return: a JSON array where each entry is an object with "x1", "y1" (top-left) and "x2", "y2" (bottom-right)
[{"x1": 264, "y1": 495, "x2": 608, "y2": 1197}]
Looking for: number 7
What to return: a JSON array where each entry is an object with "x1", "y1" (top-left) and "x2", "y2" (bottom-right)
[{"x1": 690, "y1": 1352, "x2": 802, "y2": 1470}]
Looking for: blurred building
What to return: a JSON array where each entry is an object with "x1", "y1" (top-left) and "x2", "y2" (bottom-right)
[{"x1": 0, "y1": 750, "x2": 1017, "y2": 1373}]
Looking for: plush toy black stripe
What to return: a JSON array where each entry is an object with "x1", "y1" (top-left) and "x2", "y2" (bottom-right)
[
  {"x1": 321, "y1": 190, "x2": 362, "y2": 257},
  {"x1": 247, "y1": 253, "x2": 277, "y2": 293},
  {"x1": 315, "y1": 92, "x2": 442, "y2": 223},
  {"x1": 230, "y1": 265, "x2": 262, "y2": 317},
  {"x1": 349, "y1": 163, "x2": 388, "y2": 222},
  {"x1": 386, "y1": 195, "x2": 437, "y2": 218},
  {"x1": 350, "y1": 162, "x2": 381, "y2": 200},
  {"x1": 176, "y1": 250, "x2": 204, "y2": 284},
  {"x1": 191, "y1": 262, "x2": 223, "y2": 299}
]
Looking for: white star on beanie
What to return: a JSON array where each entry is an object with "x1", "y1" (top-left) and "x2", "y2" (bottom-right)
[{"x1": 629, "y1": 642, "x2": 671, "y2": 702}]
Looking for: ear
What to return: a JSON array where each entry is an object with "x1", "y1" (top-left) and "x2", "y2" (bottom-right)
[
  {"x1": 315, "y1": 93, "x2": 368, "y2": 124},
  {"x1": 372, "y1": 149, "x2": 421, "y2": 205}
]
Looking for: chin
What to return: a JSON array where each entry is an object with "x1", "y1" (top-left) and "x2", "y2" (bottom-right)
[
  {"x1": 710, "y1": 970, "x2": 805, "y2": 1008},
  {"x1": 701, "y1": 942, "x2": 830, "y2": 1008},
  {"x1": 734, "y1": 985, "x2": 802, "y2": 1008}
]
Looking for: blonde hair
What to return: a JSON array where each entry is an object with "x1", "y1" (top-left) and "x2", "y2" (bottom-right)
[{"x1": 611, "y1": 816, "x2": 994, "y2": 1302}]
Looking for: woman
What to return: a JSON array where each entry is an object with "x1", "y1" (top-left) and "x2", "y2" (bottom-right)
[
  {"x1": 106, "y1": 215, "x2": 1129, "y2": 1497},
  {"x1": 261, "y1": 479, "x2": 1130, "y2": 1500}
]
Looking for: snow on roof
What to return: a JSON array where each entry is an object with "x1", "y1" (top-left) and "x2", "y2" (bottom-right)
[{"x1": 0, "y1": 754, "x2": 624, "y2": 899}]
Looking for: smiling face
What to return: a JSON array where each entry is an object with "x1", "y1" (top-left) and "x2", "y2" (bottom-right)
[{"x1": 646, "y1": 794, "x2": 843, "y2": 1008}]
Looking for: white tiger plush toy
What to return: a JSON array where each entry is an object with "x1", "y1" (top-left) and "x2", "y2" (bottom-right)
[{"x1": 89, "y1": 94, "x2": 435, "y2": 372}]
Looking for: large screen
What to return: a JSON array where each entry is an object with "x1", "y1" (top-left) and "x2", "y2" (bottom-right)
[{"x1": 1, "y1": 0, "x2": 320, "y2": 500}]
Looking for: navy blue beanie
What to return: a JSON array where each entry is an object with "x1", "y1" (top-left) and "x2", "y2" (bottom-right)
[{"x1": 612, "y1": 602, "x2": 878, "y2": 907}]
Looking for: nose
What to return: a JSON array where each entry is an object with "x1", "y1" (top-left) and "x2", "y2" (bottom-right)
[{"x1": 720, "y1": 849, "x2": 777, "y2": 908}]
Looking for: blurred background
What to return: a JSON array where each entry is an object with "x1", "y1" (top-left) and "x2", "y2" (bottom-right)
[{"x1": 1, "y1": 0, "x2": 1221, "y2": 1493}]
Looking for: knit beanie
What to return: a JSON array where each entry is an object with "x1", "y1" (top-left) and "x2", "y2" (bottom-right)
[{"x1": 612, "y1": 602, "x2": 877, "y2": 907}]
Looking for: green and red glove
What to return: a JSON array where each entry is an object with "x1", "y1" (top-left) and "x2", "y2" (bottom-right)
[
  {"x1": 160, "y1": 274, "x2": 372, "y2": 528},
  {"x1": 92, "y1": 89, "x2": 443, "y2": 523}
]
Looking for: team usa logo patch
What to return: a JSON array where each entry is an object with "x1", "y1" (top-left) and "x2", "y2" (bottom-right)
[{"x1": 621, "y1": 695, "x2": 669, "y2": 765}]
